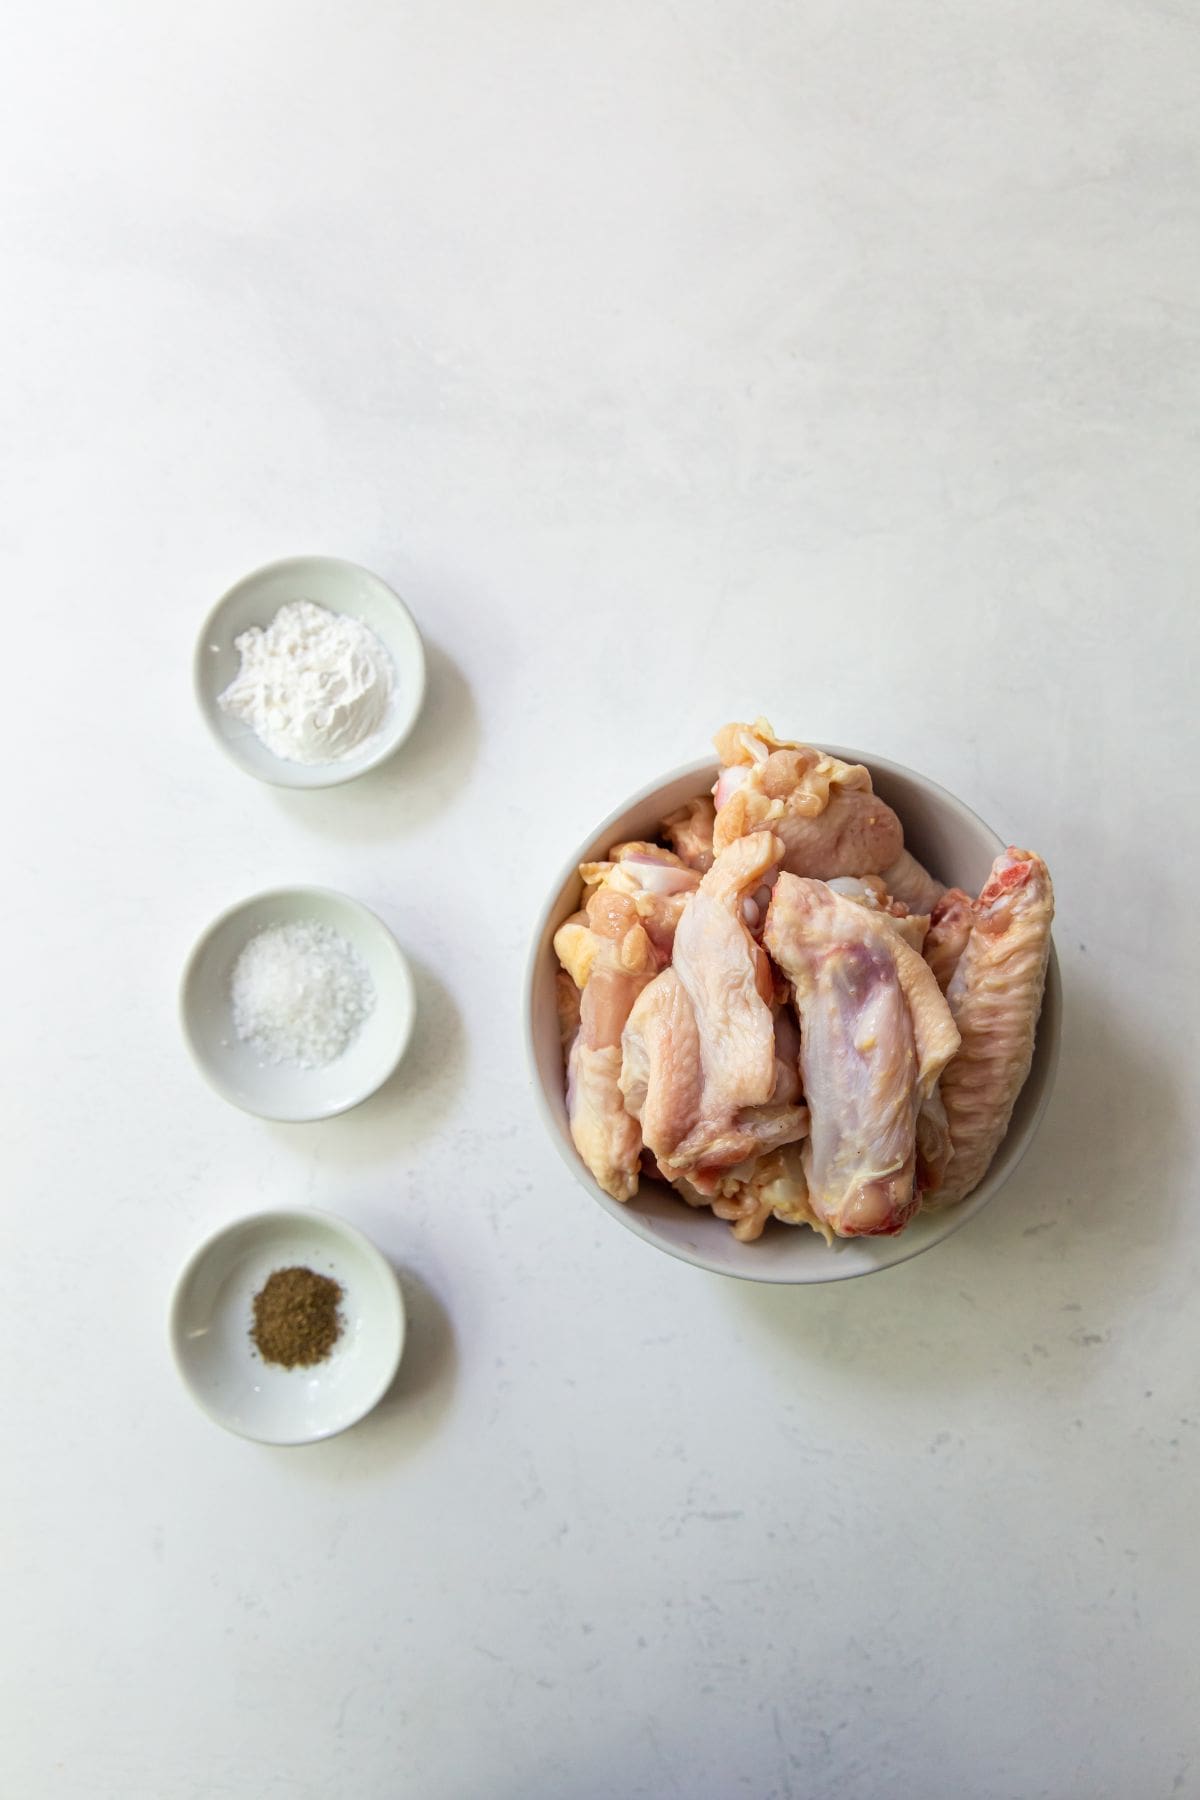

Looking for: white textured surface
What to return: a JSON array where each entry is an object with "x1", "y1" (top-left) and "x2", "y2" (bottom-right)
[{"x1": 3, "y1": 3, "x2": 1198, "y2": 1797}]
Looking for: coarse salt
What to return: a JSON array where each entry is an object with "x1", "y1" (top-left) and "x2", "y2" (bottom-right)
[{"x1": 230, "y1": 920, "x2": 375, "y2": 1069}]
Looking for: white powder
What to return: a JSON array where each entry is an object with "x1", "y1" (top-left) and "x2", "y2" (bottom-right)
[
  {"x1": 218, "y1": 600, "x2": 395, "y2": 765},
  {"x1": 231, "y1": 920, "x2": 376, "y2": 1068}
]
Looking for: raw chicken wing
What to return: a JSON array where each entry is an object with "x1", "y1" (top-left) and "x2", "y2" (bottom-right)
[
  {"x1": 554, "y1": 844, "x2": 701, "y2": 1202},
  {"x1": 563, "y1": 887, "x2": 659, "y2": 1202},
  {"x1": 933, "y1": 849, "x2": 1054, "y2": 1208},
  {"x1": 765, "y1": 876, "x2": 960, "y2": 1236},
  {"x1": 620, "y1": 833, "x2": 808, "y2": 1188}
]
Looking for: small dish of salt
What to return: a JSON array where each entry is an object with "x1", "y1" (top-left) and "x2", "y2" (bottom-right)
[
  {"x1": 194, "y1": 555, "x2": 426, "y2": 788},
  {"x1": 180, "y1": 887, "x2": 416, "y2": 1121}
]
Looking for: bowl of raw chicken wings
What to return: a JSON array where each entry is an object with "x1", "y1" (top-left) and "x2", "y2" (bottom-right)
[{"x1": 527, "y1": 721, "x2": 1061, "y2": 1283}]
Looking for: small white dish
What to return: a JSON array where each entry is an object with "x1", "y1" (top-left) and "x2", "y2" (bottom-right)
[
  {"x1": 181, "y1": 886, "x2": 416, "y2": 1122},
  {"x1": 526, "y1": 749, "x2": 1062, "y2": 1285},
  {"x1": 170, "y1": 1208, "x2": 405, "y2": 1445},
  {"x1": 194, "y1": 555, "x2": 427, "y2": 788}
]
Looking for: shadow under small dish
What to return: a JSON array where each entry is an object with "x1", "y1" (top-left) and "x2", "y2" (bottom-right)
[{"x1": 170, "y1": 1209, "x2": 405, "y2": 1445}]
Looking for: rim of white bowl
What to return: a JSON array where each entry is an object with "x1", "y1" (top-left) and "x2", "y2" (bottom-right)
[
  {"x1": 524, "y1": 751, "x2": 1062, "y2": 1284},
  {"x1": 168, "y1": 1206, "x2": 406, "y2": 1445},
  {"x1": 193, "y1": 554, "x2": 427, "y2": 790},
  {"x1": 179, "y1": 885, "x2": 417, "y2": 1122}
]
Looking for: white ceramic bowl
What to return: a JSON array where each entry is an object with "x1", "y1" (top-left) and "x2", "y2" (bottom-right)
[
  {"x1": 526, "y1": 749, "x2": 1062, "y2": 1285},
  {"x1": 170, "y1": 1208, "x2": 405, "y2": 1444},
  {"x1": 181, "y1": 886, "x2": 416, "y2": 1122},
  {"x1": 194, "y1": 555, "x2": 426, "y2": 788}
]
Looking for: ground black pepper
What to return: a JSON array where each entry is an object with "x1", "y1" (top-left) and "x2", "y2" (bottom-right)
[{"x1": 250, "y1": 1266, "x2": 344, "y2": 1368}]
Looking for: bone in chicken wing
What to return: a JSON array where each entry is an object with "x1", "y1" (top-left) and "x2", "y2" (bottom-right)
[
  {"x1": 932, "y1": 849, "x2": 1054, "y2": 1208},
  {"x1": 712, "y1": 720, "x2": 903, "y2": 879},
  {"x1": 620, "y1": 832, "x2": 808, "y2": 1189},
  {"x1": 765, "y1": 876, "x2": 960, "y2": 1235}
]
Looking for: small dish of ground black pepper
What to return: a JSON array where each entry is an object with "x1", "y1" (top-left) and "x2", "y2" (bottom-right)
[
  {"x1": 251, "y1": 1266, "x2": 345, "y2": 1368},
  {"x1": 170, "y1": 1208, "x2": 404, "y2": 1444}
]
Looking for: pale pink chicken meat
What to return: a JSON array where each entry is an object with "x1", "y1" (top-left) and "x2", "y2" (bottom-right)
[
  {"x1": 620, "y1": 832, "x2": 808, "y2": 1190},
  {"x1": 554, "y1": 844, "x2": 702, "y2": 1202},
  {"x1": 932, "y1": 848, "x2": 1054, "y2": 1208},
  {"x1": 712, "y1": 720, "x2": 904, "y2": 880},
  {"x1": 764, "y1": 876, "x2": 960, "y2": 1236}
]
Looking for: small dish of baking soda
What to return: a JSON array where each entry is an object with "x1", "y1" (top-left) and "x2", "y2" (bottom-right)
[{"x1": 194, "y1": 556, "x2": 426, "y2": 788}]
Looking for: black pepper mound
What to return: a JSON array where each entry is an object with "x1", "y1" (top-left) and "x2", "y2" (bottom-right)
[{"x1": 250, "y1": 1266, "x2": 344, "y2": 1368}]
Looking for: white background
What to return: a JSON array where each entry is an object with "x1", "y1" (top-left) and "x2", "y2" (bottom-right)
[{"x1": 3, "y1": 3, "x2": 1198, "y2": 1796}]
